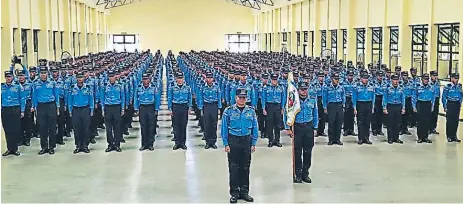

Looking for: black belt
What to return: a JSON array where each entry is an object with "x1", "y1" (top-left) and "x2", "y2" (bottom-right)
[
  {"x1": 173, "y1": 103, "x2": 187, "y2": 106},
  {"x1": 295, "y1": 121, "x2": 313, "y2": 126},
  {"x1": 1, "y1": 105, "x2": 20, "y2": 108},
  {"x1": 417, "y1": 100, "x2": 432, "y2": 103},
  {"x1": 357, "y1": 101, "x2": 372, "y2": 103},
  {"x1": 448, "y1": 100, "x2": 459, "y2": 103},
  {"x1": 140, "y1": 104, "x2": 154, "y2": 107},
  {"x1": 39, "y1": 101, "x2": 54, "y2": 105},
  {"x1": 229, "y1": 134, "x2": 250, "y2": 137},
  {"x1": 328, "y1": 102, "x2": 342, "y2": 104},
  {"x1": 267, "y1": 102, "x2": 280, "y2": 105},
  {"x1": 73, "y1": 105, "x2": 89, "y2": 109},
  {"x1": 387, "y1": 103, "x2": 401, "y2": 106},
  {"x1": 204, "y1": 102, "x2": 218, "y2": 105},
  {"x1": 106, "y1": 104, "x2": 121, "y2": 107}
]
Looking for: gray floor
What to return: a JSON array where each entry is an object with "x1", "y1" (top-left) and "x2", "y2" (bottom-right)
[{"x1": 2, "y1": 93, "x2": 463, "y2": 203}]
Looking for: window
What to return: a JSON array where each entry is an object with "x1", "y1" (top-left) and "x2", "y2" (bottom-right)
[
  {"x1": 321, "y1": 30, "x2": 327, "y2": 54},
  {"x1": 33, "y1": 30, "x2": 39, "y2": 65},
  {"x1": 371, "y1": 27, "x2": 383, "y2": 65},
  {"x1": 226, "y1": 34, "x2": 251, "y2": 53},
  {"x1": 282, "y1": 32, "x2": 288, "y2": 42},
  {"x1": 342, "y1": 29, "x2": 347, "y2": 61},
  {"x1": 78, "y1": 32, "x2": 81, "y2": 55},
  {"x1": 265, "y1": 33, "x2": 268, "y2": 51},
  {"x1": 389, "y1": 27, "x2": 399, "y2": 69},
  {"x1": 411, "y1": 25, "x2": 429, "y2": 75},
  {"x1": 303, "y1": 31, "x2": 308, "y2": 57},
  {"x1": 356, "y1": 28, "x2": 366, "y2": 64},
  {"x1": 21, "y1": 29, "x2": 28, "y2": 54},
  {"x1": 330, "y1": 30, "x2": 337, "y2": 61},
  {"x1": 13, "y1": 28, "x2": 18, "y2": 54},
  {"x1": 296, "y1": 31, "x2": 301, "y2": 47},
  {"x1": 72, "y1": 32, "x2": 77, "y2": 56},
  {"x1": 60, "y1": 32, "x2": 64, "y2": 52},
  {"x1": 112, "y1": 34, "x2": 138, "y2": 52},
  {"x1": 310, "y1": 31, "x2": 314, "y2": 57},
  {"x1": 437, "y1": 23, "x2": 459, "y2": 80},
  {"x1": 53, "y1": 31, "x2": 58, "y2": 60}
]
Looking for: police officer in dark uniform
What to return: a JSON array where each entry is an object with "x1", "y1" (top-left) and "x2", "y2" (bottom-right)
[
  {"x1": 101, "y1": 70, "x2": 125, "y2": 152},
  {"x1": 33, "y1": 66, "x2": 60, "y2": 155},
  {"x1": 50, "y1": 67, "x2": 66, "y2": 145},
  {"x1": 342, "y1": 71, "x2": 357, "y2": 136},
  {"x1": 134, "y1": 73, "x2": 161, "y2": 151},
  {"x1": 221, "y1": 88, "x2": 258, "y2": 203},
  {"x1": 383, "y1": 74, "x2": 405, "y2": 144},
  {"x1": 2, "y1": 71, "x2": 25, "y2": 156},
  {"x1": 198, "y1": 71, "x2": 222, "y2": 149},
  {"x1": 429, "y1": 71, "x2": 440, "y2": 134},
  {"x1": 262, "y1": 73, "x2": 286, "y2": 147},
  {"x1": 285, "y1": 81, "x2": 318, "y2": 183},
  {"x1": 311, "y1": 71, "x2": 327, "y2": 136},
  {"x1": 442, "y1": 73, "x2": 462, "y2": 143},
  {"x1": 353, "y1": 72, "x2": 375, "y2": 145},
  {"x1": 68, "y1": 71, "x2": 94, "y2": 154},
  {"x1": 168, "y1": 72, "x2": 192, "y2": 150},
  {"x1": 323, "y1": 73, "x2": 345, "y2": 145},
  {"x1": 413, "y1": 73, "x2": 435, "y2": 143},
  {"x1": 17, "y1": 70, "x2": 33, "y2": 146}
]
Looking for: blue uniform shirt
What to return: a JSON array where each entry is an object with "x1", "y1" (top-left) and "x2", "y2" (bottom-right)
[
  {"x1": 167, "y1": 83, "x2": 192, "y2": 111},
  {"x1": 68, "y1": 83, "x2": 95, "y2": 113},
  {"x1": 430, "y1": 79, "x2": 441, "y2": 98},
  {"x1": 134, "y1": 82, "x2": 161, "y2": 111},
  {"x1": 413, "y1": 83, "x2": 435, "y2": 109},
  {"x1": 198, "y1": 82, "x2": 222, "y2": 110},
  {"x1": 400, "y1": 80, "x2": 416, "y2": 98},
  {"x1": 342, "y1": 80, "x2": 356, "y2": 97},
  {"x1": 221, "y1": 105, "x2": 258, "y2": 146},
  {"x1": 285, "y1": 97, "x2": 318, "y2": 129},
  {"x1": 100, "y1": 81, "x2": 125, "y2": 109},
  {"x1": 442, "y1": 83, "x2": 463, "y2": 109},
  {"x1": 310, "y1": 80, "x2": 324, "y2": 97},
  {"x1": 1, "y1": 82, "x2": 26, "y2": 112},
  {"x1": 374, "y1": 80, "x2": 387, "y2": 96},
  {"x1": 19, "y1": 81, "x2": 33, "y2": 100},
  {"x1": 322, "y1": 83, "x2": 346, "y2": 109},
  {"x1": 383, "y1": 85, "x2": 406, "y2": 110},
  {"x1": 353, "y1": 83, "x2": 376, "y2": 109},
  {"x1": 52, "y1": 77, "x2": 65, "y2": 100},
  {"x1": 32, "y1": 79, "x2": 60, "y2": 108},
  {"x1": 262, "y1": 84, "x2": 286, "y2": 110}
]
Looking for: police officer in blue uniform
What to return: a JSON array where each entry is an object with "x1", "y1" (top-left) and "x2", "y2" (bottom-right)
[
  {"x1": 198, "y1": 71, "x2": 222, "y2": 149},
  {"x1": 50, "y1": 67, "x2": 66, "y2": 145},
  {"x1": 399, "y1": 71, "x2": 414, "y2": 135},
  {"x1": 168, "y1": 72, "x2": 192, "y2": 150},
  {"x1": 68, "y1": 71, "x2": 94, "y2": 154},
  {"x1": 17, "y1": 70, "x2": 33, "y2": 146},
  {"x1": 2, "y1": 71, "x2": 25, "y2": 156},
  {"x1": 262, "y1": 73, "x2": 286, "y2": 147},
  {"x1": 101, "y1": 70, "x2": 125, "y2": 152},
  {"x1": 257, "y1": 73, "x2": 269, "y2": 138},
  {"x1": 134, "y1": 73, "x2": 160, "y2": 151},
  {"x1": 285, "y1": 81, "x2": 318, "y2": 183},
  {"x1": 353, "y1": 72, "x2": 375, "y2": 145},
  {"x1": 383, "y1": 74, "x2": 405, "y2": 144},
  {"x1": 429, "y1": 71, "x2": 440, "y2": 134},
  {"x1": 323, "y1": 73, "x2": 345, "y2": 145},
  {"x1": 221, "y1": 88, "x2": 258, "y2": 203},
  {"x1": 311, "y1": 71, "x2": 327, "y2": 136},
  {"x1": 231, "y1": 70, "x2": 256, "y2": 108},
  {"x1": 342, "y1": 71, "x2": 357, "y2": 136},
  {"x1": 372, "y1": 71, "x2": 387, "y2": 136},
  {"x1": 33, "y1": 66, "x2": 60, "y2": 155},
  {"x1": 409, "y1": 67, "x2": 420, "y2": 127},
  {"x1": 413, "y1": 73, "x2": 435, "y2": 143},
  {"x1": 442, "y1": 73, "x2": 462, "y2": 143}
]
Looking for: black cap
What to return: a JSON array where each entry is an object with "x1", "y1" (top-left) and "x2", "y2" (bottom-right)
[
  {"x1": 317, "y1": 71, "x2": 324, "y2": 77},
  {"x1": 298, "y1": 81, "x2": 309, "y2": 89},
  {"x1": 206, "y1": 72, "x2": 213, "y2": 78},
  {"x1": 303, "y1": 73, "x2": 311, "y2": 79},
  {"x1": 332, "y1": 73, "x2": 340, "y2": 80},
  {"x1": 361, "y1": 72, "x2": 369, "y2": 79},
  {"x1": 108, "y1": 70, "x2": 116, "y2": 77},
  {"x1": 76, "y1": 71, "x2": 85, "y2": 78},
  {"x1": 422, "y1": 73, "x2": 430, "y2": 80},
  {"x1": 241, "y1": 70, "x2": 247, "y2": 76},
  {"x1": 271, "y1": 73, "x2": 279, "y2": 80},
  {"x1": 410, "y1": 67, "x2": 417, "y2": 72},
  {"x1": 16, "y1": 70, "x2": 26, "y2": 76},
  {"x1": 347, "y1": 71, "x2": 354, "y2": 76},
  {"x1": 236, "y1": 88, "x2": 247, "y2": 97},
  {"x1": 377, "y1": 71, "x2": 384, "y2": 76},
  {"x1": 401, "y1": 71, "x2": 409, "y2": 77},
  {"x1": 430, "y1": 71, "x2": 438, "y2": 76},
  {"x1": 39, "y1": 66, "x2": 48, "y2": 73},
  {"x1": 142, "y1": 73, "x2": 150, "y2": 80},
  {"x1": 50, "y1": 67, "x2": 59, "y2": 72},
  {"x1": 29, "y1": 66, "x2": 37, "y2": 72},
  {"x1": 4, "y1": 71, "x2": 13, "y2": 77},
  {"x1": 391, "y1": 74, "x2": 400, "y2": 80},
  {"x1": 176, "y1": 72, "x2": 184, "y2": 78},
  {"x1": 261, "y1": 73, "x2": 269, "y2": 79},
  {"x1": 451, "y1": 73, "x2": 460, "y2": 79},
  {"x1": 293, "y1": 71, "x2": 299, "y2": 77}
]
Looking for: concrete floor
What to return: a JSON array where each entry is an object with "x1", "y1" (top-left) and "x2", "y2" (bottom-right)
[{"x1": 2, "y1": 94, "x2": 463, "y2": 203}]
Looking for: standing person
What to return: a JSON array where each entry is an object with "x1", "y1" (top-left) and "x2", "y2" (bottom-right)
[
  {"x1": 383, "y1": 74, "x2": 405, "y2": 144},
  {"x1": 262, "y1": 73, "x2": 286, "y2": 147},
  {"x1": 442, "y1": 73, "x2": 462, "y2": 143},
  {"x1": 168, "y1": 72, "x2": 192, "y2": 150},
  {"x1": 285, "y1": 81, "x2": 318, "y2": 184},
  {"x1": 429, "y1": 71, "x2": 440, "y2": 134},
  {"x1": 68, "y1": 71, "x2": 94, "y2": 154},
  {"x1": 323, "y1": 73, "x2": 345, "y2": 145},
  {"x1": 311, "y1": 71, "x2": 327, "y2": 136},
  {"x1": 197, "y1": 72, "x2": 221, "y2": 149},
  {"x1": 101, "y1": 70, "x2": 125, "y2": 153},
  {"x1": 221, "y1": 88, "x2": 258, "y2": 203},
  {"x1": 33, "y1": 66, "x2": 60, "y2": 155},
  {"x1": 342, "y1": 71, "x2": 357, "y2": 136},
  {"x1": 134, "y1": 73, "x2": 161, "y2": 151},
  {"x1": 399, "y1": 71, "x2": 414, "y2": 135},
  {"x1": 17, "y1": 70, "x2": 33, "y2": 146},
  {"x1": 372, "y1": 71, "x2": 387, "y2": 136},
  {"x1": 412, "y1": 74, "x2": 435, "y2": 143},
  {"x1": 2, "y1": 71, "x2": 25, "y2": 156},
  {"x1": 50, "y1": 67, "x2": 66, "y2": 145},
  {"x1": 353, "y1": 73, "x2": 375, "y2": 145}
]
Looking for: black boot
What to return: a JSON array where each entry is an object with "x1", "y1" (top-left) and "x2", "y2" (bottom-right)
[
  {"x1": 239, "y1": 193, "x2": 254, "y2": 202},
  {"x1": 302, "y1": 171, "x2": 312, "y2": 183},
  {"x1": 293, "y1": 170, "x2": 302, "y2": 183}
]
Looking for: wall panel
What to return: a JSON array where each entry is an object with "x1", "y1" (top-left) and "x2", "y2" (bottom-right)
[
  {"x1": 50, "y1": 0, "x2": 59, "y2": 30},
  {"x1": 386, "y1": 0, "x2": 401, "y2": 26},
  {"x1": 9, "y1": 0, "x2": 18, "y2": 28},
  {"x1": 319, "y1": 0, "x2": 328, "y2": 30},
  {"x1": 58, "y1": 0, "x2": 65, "y2": 31},
  {"x1": 328, "y1": 0, "x2": 339, "y2": 30},
  {"x1": 301, "y1": 0, "x2": 309, "y2": 31},
  {"x1": 280, "y1": 6, "x2": 288, "y2": 32},
  {"x1": 339, "y1": 0, "x2": 349, "y2": 29},
  {"x1": 71, "y1": 1, "x2": 77, "y2": 32},
  {"x1": 18, "y1": 0, "x2": 31, "y2": 28},
  {"x1": 408, "y1": 0, "x2": 431, "y2": 25},
  {"x1": 433, "y1": 0, "x2": 462, "y2": 24},
  {"x1": 368, "y1": 0, "x2": 385, "y2": 27},
  {"x1": 295, "y1": 3, "x2": 301, "y2": 31},
  {"x1": 353, "y1": 0, "x2": 368, "y2": 28},
  {"x1": 31, "y1": 0, "x2": 41, "y2": 29},
  {"x1": 309, "y1": 0, "x2": 315, "y2": 31}
]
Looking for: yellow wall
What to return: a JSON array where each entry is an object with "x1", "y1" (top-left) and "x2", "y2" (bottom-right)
[
  {"x1": 1, "y1": 0, "x2": 108, "y2": 76},
  {"x1": 255, "y1": 0, "x2": 463, "y2": 118},
  {"x1": 107, "y1": 0, "x2": 254, "y2": 53}
]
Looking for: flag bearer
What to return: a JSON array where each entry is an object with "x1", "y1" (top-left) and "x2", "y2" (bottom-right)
[
  {"x1": 442, "y1": 73, "x2": 462, "y2": 143},
  {"x1": 197, "y1": 72, "x2": 221, "y2": 149},
  {"x1": 1, "y1": 71, "x2": 25, "y2": 156},
  {"x1": 323, "y1": 73, "x2": 346, "y2": 145},
  {"x1": 262, "y1": 73, "x2": 286, "y2": 147},
  {"x1": 168, "y1": 72, "x2": 192, "y2": 150},
  {"x1": 353, "y1": 73, "x2": 375, "y2": 145},
  {"x1": 412, "y1": 74, "x2": 435, "y2": 143},
  {"x1": 383, "y1": 74, "x2": 405, "y2": 144},
  {"x1": 68, "y1": 71, "x2": 94, "y2": 154}
]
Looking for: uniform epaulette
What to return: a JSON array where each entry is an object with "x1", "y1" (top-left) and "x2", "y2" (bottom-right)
[{"x1": 447, "y1": 83, "x2": 453, "y2": 87}]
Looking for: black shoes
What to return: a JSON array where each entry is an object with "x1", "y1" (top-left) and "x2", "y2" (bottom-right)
[
  {"x1": 267, "y1": 143, "x2": 273, "y2": 148},
  {"x1": 173, "y1": 145, "x2": 180, "y2": 150},
  {"x1": 98, "y1": 124, "x2": 106, "y2": 129},
  {"x1": 181, "y1": 145, "x2": 187, "y2": 150},
  {"x1": 199, "y1": 129, "x2": 204, "y2": 133},
  {"x1": 229, "y1": 196, "x2": 238, "y2": 203},
  {"x1": 418, "y1": 139, "x2": 432, "y2": 143},
  {"x1": 201, "y1": 136, "x2": 206, "y2": 140},
  {"x1": 343, "y1": 131, "x2": 349, "y2": 136},
  {"x1": 327, "y1": 141, "x2": 334, "y2": 145},
  {"x1": 73, "y1": 148, "x2": 79, "y2": 154},
  {"x1": 171, "y1": 137, "x2": 175, "y2": 141},
  {"x1": 90, "y1": 138, "x2": 96, "y2": 144},
  {"x1": 65, "y1": 132, "x2": 72, "y2": 137},
  {"x1": 211, "y1": 144, "x2": 217, "y2": 149},
  {"x1": 24, "y1": 141, "x2": 31, "y2": 146},
  {"x1": 48, "y1": 149, "x2": 55, "y2": 155},
  {"x1": 240, "y1": 194, "x2": 254, "y2": 202},
  {"x1": 205, "y1": 144, "x2": 210, "y2": 149},
  {"x1": 302, "y1": 175, "x2": 312, "y2": 183},
  {"x1": 139, "y1": 146, "x2": 147, "y2": 151},
  {"x1": 395, "y1": 139, "x2": 404, "y2": 144},
  {"x1": 364, "y1": 140, "x2": 372, "y2": 145},
  {"x1": 105, "y1": 146, "x2": 113, "y2": 152},
  {"x1": 38, "y1": 149, "x2": 48, "y2": 155},
  {"x1": 274, "y1": 142, "x2": 282, "y2": 147},
  {"x1": 148, "y1": 146, "x2": 155, "y2": 151},
  {"x1": 430, "y1": 129, "x2": 439, "y2": 134},
  {"x1": 2, "y1": 151, "x2": 10, "y2": 156},
  {"x1": 114, "y1": 147, "x2": 122, "y2": 152},
  {"x1": 123, "y1": 131, "x2": 129, "y2": 135},
  {"x1": 357, "y1": 140, "x2": 363, "y2": 145},
  {"x1": 417, "y1": 139, "x2": 424, "y2": 143},
  {"x1": 2, "y1": 151, "x2": 20, "y2": 156},
  {"x1": 388, "y1": 140, "x2": 394, "y2": 144},
  {"x1": 121, "y1": 138, "x2": 126, "y2": 143},
  {"x1": 336, "y1": 141, "x2": 344, "y2": 145}
]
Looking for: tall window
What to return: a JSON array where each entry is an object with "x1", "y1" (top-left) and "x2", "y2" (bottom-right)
[
  {"x1": 296, "y1": 31, "x2": 301, "y2": 55},
  {"x1": 321, "y1": 30, "x2": 327, "y2": 54},
  {"x1": 112, "y1": 34, "x2": 137, "y2": 52},
  {"x1": 356, "y1": 28, "x2": 366, "y2": 64},
  {"x1": 60, "y1": 32, "x2": 64, "y2": 52},
  {"x1": 330, "y1": 30, "x2": 337, "y2": 61},
  {"x1": 72, "y1": 32, "x2": 77, "y2": 56},
  {"x1": 411, "y1": 25, "x2": 429, "y2": 75},
  {"x1": 303, "y1": 31, "x2": 308, "y2": 57},
  {"x1": 310, "y1": 31, "x2": 314, "y2": 57},
  {"x1": 389, "y1": 27, "x2": 399, "y2": 69},
  {"x1": 78, "y1": 32, "x2": 81, "y2": 55},
  {"x1": 342, "y1": 29, "x2": 347, "y2": 61},
  {"x1": 13, "y1": 28, "x2": 18, "y2": 54},
  {"x1": 33, "y1": 30, "x2": 39, "y2": 65},
  {"x1": 437, "y1": 23, "x2": 459, "y2": 79},
  {"x1": 53, "y1": 31, "x2": 58, "y2": 60},
  {"x1": 226, "y1": 34, "x2": 250, "y2": 53},
  {"x1": 269, "y1": 33, "x2": 273, "y2": 51},
  {"x1": 21, "y1": 29, "x2": 28, "y2": 66},
  {"x1": 371, "y1": 27, "x2": 383, "y2": 65}
]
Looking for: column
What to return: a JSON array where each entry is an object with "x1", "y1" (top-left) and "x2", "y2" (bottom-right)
[
  {"x1": 1, "y1": 0, "x2": 14, "y2": 72},
  {"x1": 426, "y1": 0, "x2": 437, "y2": 73},
  {"x1": 337, "y1": 30, "x2": 343, "y2": 61},
  {"x1": 313, "y1": 0, "x2": 321, "y2": 57},
  {"x1": 62, "y1": 0, "x2": 72, "y2": 54},
  {"x1": 398, "y1": 0, "x2": 411, "y2": 70},
  {"x1": 79, "y1": 3, "x2": 86, "y2": 55},
  {"x1": 346, "y1": 0, "x2": 357, "y2": 62}
]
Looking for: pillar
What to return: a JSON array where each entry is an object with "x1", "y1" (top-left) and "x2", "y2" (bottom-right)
[
  {"x1": 398, "y1": 0, "x2": 411, "y2": 70},
  {"x1": 337, "y1": 30, "x2": 343, "y2": 61},
  {"x1": 426, "y1": 0, "x2": 437, "y2": 73},
  {"x1": 313, "y1": 0, "x2": 321, "y2": 57},
  {"x1": 1, "y1": 0, "x2": 14, "y2": 74},
  {"x1": 365, "y1": 28, "x2": 372, "y2": 64},
  {"x1": 79, "y1": 3, "x2": 86, "y2": 55},
  {"x1": 346, "y1": 0, "x2": 357, "y2": 62},
  {"x1": 26, "y1": 30, "x2": 34, "y2": 66},
  {"x1": 62, "y1": 0, "x2": 72, "y2": 54},
  {"x1": 291, "y1": 4, "x2": 298, "y2": 54}
]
